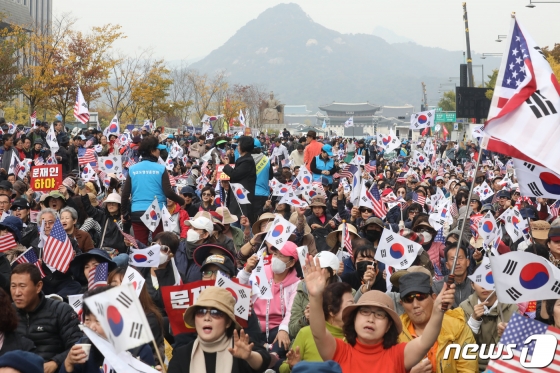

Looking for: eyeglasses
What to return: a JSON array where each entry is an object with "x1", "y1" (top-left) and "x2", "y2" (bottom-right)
[
  {"x1": 444, "y1": 241, "x2": 456, "y2": 246},
  {"x1": 408, "y1": 210, "x2": 419, "y2": 215},
  {"x1": 195, "y1": 308, "x2": 226, "y2": 319},
  {"x1": 358, "y1": 307, "x2": 388, "y2": 319},
  {"x1": 402, "y1": 293, "x2": 431, "y2": 304},
  {"x1": 202, "y1": 193, "x2": 212, "y2": 197},
  {"x1": 183, "y1": 194, "x2": 193, "y2": 198},
  {"x1": 436, "y1": 180, "x2": 444, "y2": 184},
  {"x1": 360, "y1": 209, "x2": 373, "y2": 214},
  {"x1": 202, "y1": 270, "x2": 229, "y2": 279}
]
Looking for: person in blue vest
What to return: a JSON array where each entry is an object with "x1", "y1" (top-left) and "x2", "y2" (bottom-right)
[
  {"x1": 251, "y1": 138, "x2": 273, "y2": 218},
  {"x1": 310, "y1": 144, "x2": 337, "y2": 184},
  {"x1": 121, "y1": 136, "x2": 185, "y2": 245}
]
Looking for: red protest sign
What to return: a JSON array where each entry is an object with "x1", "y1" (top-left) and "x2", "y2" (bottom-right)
[
  {"x1": 30, "y1": 165, "x2": 63, "y2": 192},
  {"x1": 161, "y1": 279, "x2": 249, "y2": 335},
  {"x1": 215, "y1": 164, "x2": 235, "y2": 181}
]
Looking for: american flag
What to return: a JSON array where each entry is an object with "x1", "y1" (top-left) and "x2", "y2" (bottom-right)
[
  {"x1": 434, "y1": 228, "x2": 445, "y2": 243},
  {"x1": 42, "y1": 219, "x2": 74, "y2": 273},
  {"x1": 73, "y1": 86, "x2": 90, "y2": 124},
  {"x1": 0, "y1": 233, "x2": 17, "y2": 252},
  {"x1": 364, "y1": 160, "x2": 377, "y2": 174},
  {"x1": 118, "y1": 227, "x2": 138, "y2": 249},
  {"x1": 34, "y1": 157, "x2": 45, "y2": 166},
  {"x1": 79, "y1": 148, "x2": 97, "y2": 166},
  {"x1": 88, "y1": 262, "x2": 108, "y2": 290},
  {"x1": 464, "y1": 162, "x2": 473, "y2": 172},
  {"x1": 450, "y1": 202, "x2": 459, "y2": 218},
  {"x1": 340, "y1": 164, "x2": 358, "y2": 181},
  {"x1": 470, "y1": 213, "x2": 483, "y2": 239},
  {"x1": 551, "y1": 200, "x2": 560, "y2": 220},
  {"x1": 368, "y1": 183, "x2": 387, "y2": 219},
  {"x1": 342, "y1": 221, "x2": 352, "y2": 255},
  {"x1": 84, "y1": 138, "x2": 94, "y2": 148},
  {"x1": 168, "y1": 174, "x2": 177, "y2": 187},
  {"x1": 412, "y1": 192, "x2": 426, "y2": 205},
  {"x1": 14, "y1": 248, "x2": 45, "y2": 277},
  {"x1": 486, "y1": 313, "x2": 560, "y2": 373}
]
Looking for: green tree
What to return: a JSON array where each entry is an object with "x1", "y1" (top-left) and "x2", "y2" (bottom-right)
[
  {"x1": 0, "y1": 14, "x2": 27, "y2": 107},
  {"x1": 484, "y1": 69, "x2": 499, "y2": 100},
  {"x1": 437, "y1": 90, "x2": 456, "y2": 111}
]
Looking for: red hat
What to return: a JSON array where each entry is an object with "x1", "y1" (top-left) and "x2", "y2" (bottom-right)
[{"x1": 381, "y1": 188, "x2": 393, "y2": 197}]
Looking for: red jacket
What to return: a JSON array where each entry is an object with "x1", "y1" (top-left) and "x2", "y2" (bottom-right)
[{"x1": 170, "y1": 202, "x2": 190, "y2": 238}]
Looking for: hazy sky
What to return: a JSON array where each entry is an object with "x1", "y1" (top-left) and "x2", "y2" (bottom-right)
[{"x1": 54, "y1": 0, "x2": 559, "y2": 62}]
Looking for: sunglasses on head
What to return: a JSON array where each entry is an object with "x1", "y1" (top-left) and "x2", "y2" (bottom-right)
[{"x1": 402, "y1": 293, "x2": 431, "y2": 304}]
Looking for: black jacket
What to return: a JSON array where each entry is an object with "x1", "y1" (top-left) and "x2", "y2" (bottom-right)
[
  {"x1": 56, "y1": 146, "x2": 71, "y2": 177},
  {"x1": 139, "y1": 263, "x2": 186, "y2": 315},
  {"x1": 168, "y1": 336, "x2": 270, "y2": 373},
  {"x1": 14, "y1": 293, "x2": 82, "y2": 367},
  {"x1": 80, "y1": 194, "x2": 126, "y2": 253},
  {"x1": 20, "y1": 221, "x2": 38, "y2": 249},
  {"x1": 0, "y1": 253, "x2": 10, "y2": 293},
  {"x1": 0, "y1": 331, "x2": 35, "y2": 356},
  {"x1": 223, "y1": 153, "x2": 256, "y2": 219}
]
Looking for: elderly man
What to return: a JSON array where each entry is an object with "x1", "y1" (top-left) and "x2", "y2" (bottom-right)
[
  {"x1": 11, "y1": 264, "x2": 82, "y2": 373},
  {"x1": 433, "y1": 243, "x2": 474, "y2": 307},
  {"x1": 398, "y1": 271, "x2": 478, "y2": 373}
]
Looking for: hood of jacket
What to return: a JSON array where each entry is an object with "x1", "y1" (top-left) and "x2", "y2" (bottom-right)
[{"x1": 252, "y1": 153, "x2": 265, "y2": 164}]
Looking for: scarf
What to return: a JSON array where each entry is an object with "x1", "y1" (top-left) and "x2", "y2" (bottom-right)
[{"x1": 190, "y1": 334, "x2": 232, "y2": 373}]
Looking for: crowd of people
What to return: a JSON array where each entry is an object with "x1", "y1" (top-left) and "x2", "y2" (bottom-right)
[{"x1": 0, "y1": 120, "x2": 558, "y2": 373}]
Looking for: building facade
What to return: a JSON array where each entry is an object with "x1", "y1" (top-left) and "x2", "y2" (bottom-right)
[
  {"x1": 318, "y1": 102, "x2": 380, "y2": 137},
  {"x1": 0, "y1": 0, "x2": 51, "y2": 31}
]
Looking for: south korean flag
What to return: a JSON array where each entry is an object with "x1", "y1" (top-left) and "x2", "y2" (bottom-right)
[
  {"x1": 264, "y1": 215, "x2": 296, "y2": 250},
  {"x1": 468, "y1": 256, "x2": 495, "y2": 291},
  {"x1": 513, "y1": 158, "x2": 560, "y2": 199},
  {"x1": 161, "y1": 205, "x2": 177, "y2": 233},
  {"x1": 215, "y1": 271, "x2": 251, "y2": 320},
  {"x1": 478, "y1": 211, "x2": 500, "y2": 246},
  {"x1": 374, "y1": 229, "x2": 422, "y2": 270},
  {"x1": 249, "y1": 257, "x2": 273, "y2": 301},
  {"x1": 140, "y1": 197, "x2": 162, "y2": 232}
]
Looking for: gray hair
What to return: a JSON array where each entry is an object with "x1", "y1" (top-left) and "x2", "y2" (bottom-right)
[
  {"x1": 60, "y1": 207, "x2": 78, "y2": 222},
  {"x1": 37, "y1": 208, "x2": 57, "y2": 224}
]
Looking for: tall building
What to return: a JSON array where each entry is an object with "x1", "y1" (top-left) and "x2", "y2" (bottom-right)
[{"x1": 0, "y1": 0, "x2": 52, "y2": 31}]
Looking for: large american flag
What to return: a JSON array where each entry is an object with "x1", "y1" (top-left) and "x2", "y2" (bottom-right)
[
  {"x1": 364, "y1": 160, "x2": 377, "y2": 174},
  {"x1": 412, "y1": 192, "x2": 426, "y2": 206},
  {"x1": 14, "y1": 248, "x2": 45, "y2": 277},
  {"x1": 486, "y1": 313, "x2": 560, "y2": 372},
  {"x1": 73, "y1": 86, "x2": 90, "y2": 124},
  {"x1": 368, "y1": 183, "x2": 387, "y2": 219},
  {"x1": 340, "y1": 164, "x2": 358, "y2": 181},
  {"x1": 0, "y1": 233, "x2": 17, "y2": 252},
  {"x1": 88, "y1": 262, "x2": 108, "y2": 290},
  {"x1": 78, "y1": 148, "x2": 97, "y2": 166},
  {"x1": 43, "y1": 219, "x2": 74, "y2": 273}
]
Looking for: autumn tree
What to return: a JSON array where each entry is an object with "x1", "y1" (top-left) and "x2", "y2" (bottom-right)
[
  {"x1": 0, "y1": 15, "x2": 27, "y2": 107},
  {"x1": 187, "y1": 70, "x2": 228, "y2": 122},
  {"x1": 167, "y1": 63, "x2": 194, "y2": 127},
  {"x1": 49, "y1": 23, "x2": 124, "y2": 124},
  {"x1": 131, "y1": 59, "x2": 173, "y2": 122},
  {"x1": 234, "y1": 84, "x2": 269, "y2": 130}
]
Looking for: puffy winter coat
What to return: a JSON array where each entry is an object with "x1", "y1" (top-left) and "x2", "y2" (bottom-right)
[
  {"x1": 14, "y1": 293, "x2": 82, "y2": 367},
  {"x1": 81, "y1": 193, "x2": 126, "y2": 253}
]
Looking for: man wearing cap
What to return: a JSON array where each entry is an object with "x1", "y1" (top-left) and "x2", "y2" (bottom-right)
[
  {"x1": 10, "y1": 197, "x2": 38, "y2": 248},
  {"x1": 175, "y1": 216, "x2": 217, "y2": 283},
  {"x1": 310, "y1": 145, "x2": 337, "y2": 184},
  {"x1": 0, "y1": 180, "x2": 12, "y2": 198},
  {"x1": 303, "y1": 131, "x2": 323, "y2": 167},
  {"x1": 398, "y1": 271, "x2": 478, "y2": 372}
]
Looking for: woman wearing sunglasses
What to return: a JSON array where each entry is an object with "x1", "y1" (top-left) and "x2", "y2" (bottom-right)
[
  {"x1": 304, "y1": 255, "x2": 456, "y2": 373},
  {"x1": 199, "y1": 186, "x2": 217, "y2": 212},
  {"x1": 168, "y1": 287, "x2": 270, "y2": 373}
]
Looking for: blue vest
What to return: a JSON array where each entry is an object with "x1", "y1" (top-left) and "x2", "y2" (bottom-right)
[
  {"x1": 253, "y1": 154, "x2": 271, "y2": 197},
  {"x1": 313, "y1": 155, "x2": 334, "y2": 184},
  {"x1": 129, "y1": 161, "x2": 167, "y2": 212}
]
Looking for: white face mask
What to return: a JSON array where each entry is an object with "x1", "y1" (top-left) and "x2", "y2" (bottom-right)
[
  {"x1": 271, "y1": 257, "x2": 289, "y2": 274},
  {"x1": 421, "y1": 232, "x2": 433, "y2": 243},
  {"x1": 159, "y1": 251, "x2": 169, "y2": 265},
  {"x1": 186, "y1": 229, "x2": 201, "y2": 243}
]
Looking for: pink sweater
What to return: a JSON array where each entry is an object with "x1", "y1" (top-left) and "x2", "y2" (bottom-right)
[{"x1": 253, "y1": 265, "x2": 300, "y2": 335}]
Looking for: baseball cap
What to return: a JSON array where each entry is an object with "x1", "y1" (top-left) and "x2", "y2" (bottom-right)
[
  {"x1": 156, "y1": 144, "x2": 167, "y2": 150},
  {"x1": 201, "y1": 254, "x2": 236, "y2": 277},
  {"x1": 10, "y1": 197, "x2": 30, "y2": 211},
  {"x1": 321, "y1": 144, "x2": 333, "y2": 156},
  {"x1": 435, "y1": 176, "x2": 444, "y2": 182},
  {"x1": 184, "y1": 216, "x2": 214, "y2": 234},
  {"x1": 0, "y1": 180, "x2": 13, "y2": 191},
  {"x1": 315, "y1": 251, "x2": 340, "y2": 272},
  {"x1": 548, "y1": 227, "x2": 560, "y2": 242},
  {"x1": 399, "y1": 272, "x2": 433, "y2": 297},
  {"x1": 78, "y1": 135, "x2": 86, "y2": 140},
  {"x1": 276, "y1": 241, "x2": 298, "y2": 260}
]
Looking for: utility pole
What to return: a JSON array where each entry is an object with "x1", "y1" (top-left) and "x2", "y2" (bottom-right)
[
  {"x1": 463, "y1": 2, "x2": 474, "y2": 87},
  {"x1": 421, "y1": 82, "x2": 428, "y2": 111}
]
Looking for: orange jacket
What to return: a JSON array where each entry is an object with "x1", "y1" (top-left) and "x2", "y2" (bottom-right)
[{"x1": 303, "y1": 140, "x2": 323, "y2": 167}]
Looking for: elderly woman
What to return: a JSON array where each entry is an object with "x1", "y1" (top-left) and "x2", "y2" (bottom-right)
[
  {"x1": 32, "y1": 208, "x2": 81, "y2": 298},
  {"x1": 60, "y1": 207, "x2": 94, "y2": 253},
  {"x1": 304, "y1": 255, "x2": 456, "y2": 373},
  {"x1": 97, "y1": 135, "x2": 109, "y2": 156},
  {"x1": 168, "y1": 287, "x2": 270, "y2": 373},
  {"x1": 69, "y1": 249, "x2": 117, "y2": 293}
]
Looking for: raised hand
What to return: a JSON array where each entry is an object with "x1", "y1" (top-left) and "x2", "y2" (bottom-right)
[
  {"x1": 433, "y1": 282, "x2": 455, "y2": 313},
  {"x1": 228, "y1": 329, "x2": 253, "y2": 360},
  {"x1": 304, "y1": 255, "x2": 328, "y2": 298},
  {"x1": 286, "y1": 346, "x2": 301, "y2": 369}
]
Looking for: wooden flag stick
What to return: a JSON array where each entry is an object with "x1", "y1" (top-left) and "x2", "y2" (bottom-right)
[{"x1": 153, "y1": 340, "x2": 167, "y2": 373}]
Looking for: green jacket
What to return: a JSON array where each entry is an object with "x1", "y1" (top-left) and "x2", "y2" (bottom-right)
[
  {"x1": 459, "y1": 292, "x2": 518, "y2": 372},
  {"x1": 288, "y1": 278, "x2": 355, "y2": 338},
  {"x1": 231, "y1": 225, "x2": 245, "y2": 252},
  {"x1": 399, "y1": 308, "x2": 479, "y2": 373},
  {"x1": 279, "y1": 323, "x2": 344, "y2": 373}
]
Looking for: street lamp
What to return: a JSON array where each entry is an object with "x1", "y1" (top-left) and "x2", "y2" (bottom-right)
[
  {"x1": 527, "y1": 0, "x2": 560, "y2": 7},
  {"x1": 496, "y1": 35, "x2": 507, "y2": 42},
  {"x1": 480, "y1": 53, "x2": 503, "y2": 59}
]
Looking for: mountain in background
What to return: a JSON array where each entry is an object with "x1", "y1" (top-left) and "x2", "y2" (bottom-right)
[
  {"x1": 191, "y1": 3, "x2": 499, "y2": 111},
  {"x1": 372, "y1": 26, "x2": 414, "y2": 44}
]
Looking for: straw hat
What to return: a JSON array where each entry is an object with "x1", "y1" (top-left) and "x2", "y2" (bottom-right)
[
  {"x1": 252, "y1": 213, "x2": 276, "y2": 235},
  {"x1": 326, "y1": 223, "x2": 358, "y2": 248},
  {"x1": 309, "y1": 197, "x2": 327, "y2": 208},
  {"x1": 531, "y1": 220, "x2": 550, "y2": 240},
  {"x1": 341, "y1": 290, "x2": 402, "y2": 334},
  {"x1": 183, "y1": 287, "x2": 240, "y2": 329},
  {"x1": 215, "y1": 207, "x2": 238, "y2": 224}
]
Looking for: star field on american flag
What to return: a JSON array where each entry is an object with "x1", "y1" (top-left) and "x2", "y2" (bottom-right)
[
  {"x1": 501, "y1": 22, "x2": 530, "y2": 90},
  {"x1": 500, "y1": 313, "x2": 547, "y2": 356}
]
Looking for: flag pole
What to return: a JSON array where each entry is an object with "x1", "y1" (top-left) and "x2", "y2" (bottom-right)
[
  {"x1": 442, "y1": 141, "x2": 485, "y2": 311},
  {"x1": 152, "y1": 340, "x2": 167, "y2": 373}
]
